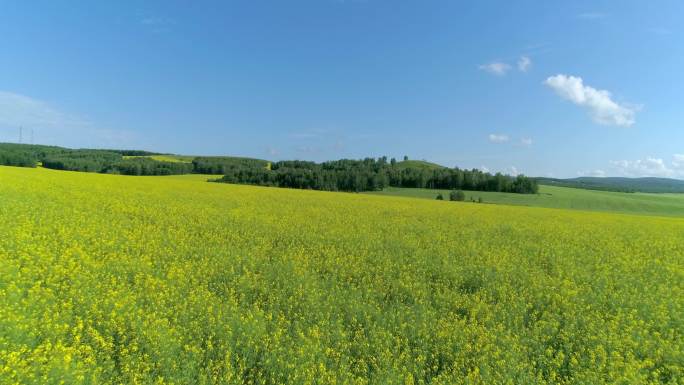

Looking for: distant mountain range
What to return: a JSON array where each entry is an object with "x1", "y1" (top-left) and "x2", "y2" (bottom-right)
[{"x1": 536, "y1": 176, "x2": 684, "y2": 193}]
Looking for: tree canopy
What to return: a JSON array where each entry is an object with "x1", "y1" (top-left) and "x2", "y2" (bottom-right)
[
  {"x1": 0, "y1": 143, "x2": 538, "y2": 194},
  {"x1": 216, "y1": 157, "x2": 538, "y2": 194}
]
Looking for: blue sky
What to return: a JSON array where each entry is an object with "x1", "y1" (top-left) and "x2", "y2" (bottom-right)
[{"x1": 0, "y1": 0, "x2": 682, "y2": 178}]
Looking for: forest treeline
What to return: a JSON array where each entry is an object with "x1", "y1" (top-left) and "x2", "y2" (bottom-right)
[
  {"x1": 0, "y1": 143, "x2": 268, "y2": 176},
  {"x1": 192, "y1": 156, "x2": 270, "y2": 174},
  {"x1": 0, "y1": 143, "x2": 538, "y2": 193},
  {"x1": 0, "y1": 144, "x2": 192, "y2": 175},
  {"x1": 215, "y1": 157, "x2": 539, "y2": 194}
]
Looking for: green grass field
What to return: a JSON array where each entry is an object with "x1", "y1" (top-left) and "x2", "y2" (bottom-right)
[
  {"x1": 1, "y1": 165, "x2": 683, "y2": 384},
  {"x1": 123, "y1": 154, "x2": 195, "y2": 163},
  {"x1": 157, "y1": 173, "x2": 218, "y2": 182},
  {"x1": 393, "y1": 160, "x2": 446, "y2": 170},
  {"x1": 366, "y1": 185, "x2": 684, "y2": 217}
]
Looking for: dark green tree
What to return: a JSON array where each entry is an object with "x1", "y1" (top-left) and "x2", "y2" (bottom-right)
[{"x1": 450, "y1": 190, "x2": 466, "y2": 201}]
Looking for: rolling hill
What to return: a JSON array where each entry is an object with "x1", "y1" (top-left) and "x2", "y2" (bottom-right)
[
  {"x1": 393, "y1": 159, "x2": 446, "y2": 170},
  {"x1": 537, "y1": 176, "x2": 684, "y2": 193},
  {"x1": 367, "y1": 185, "x2": 684, "y2": 217}
]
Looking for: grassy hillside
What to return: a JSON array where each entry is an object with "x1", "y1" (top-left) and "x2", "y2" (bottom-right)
[
  {"x1": 394, "y1": 159, "x2": 446, "y2": 170},
  {"x1": 1, "y1": 165, "x2": 682, "y2": 384},
  {"x1": 367, "y1": 185, "x2": 684, "y2": 217},
  {"x1": 123, "y1": 154, "x2": 195, "y2": 163},
  {"x1": 537, "y1": 176, "x2": 684, "y2": 193}
]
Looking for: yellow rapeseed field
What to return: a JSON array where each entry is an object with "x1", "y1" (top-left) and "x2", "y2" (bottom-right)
[{"x1": 0, "y1": 166, "x2": 682, "y2": 384}]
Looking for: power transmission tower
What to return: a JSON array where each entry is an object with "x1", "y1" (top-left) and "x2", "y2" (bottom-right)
[
  {"x1": 19, "y1": 126, "x2": 23, "y2": 144},
  {"x1": 31, "y1": 129, "x2": 34, "y2": 144}
]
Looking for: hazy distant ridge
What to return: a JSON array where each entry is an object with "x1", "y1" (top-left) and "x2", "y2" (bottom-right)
[{"x1": 537, "y1": 176, "x2": 684, "y2": 193}]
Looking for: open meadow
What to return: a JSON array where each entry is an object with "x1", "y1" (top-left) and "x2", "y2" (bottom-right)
[
  {"x1": 367, "y1": 185, "x2": 684, "y2": 217},
  {"x1": 1, "y1": 165, "x2": 683, "y2": 384},
  {"x1": 122, "y1": 155, "x2": 196, "y2": 163}
]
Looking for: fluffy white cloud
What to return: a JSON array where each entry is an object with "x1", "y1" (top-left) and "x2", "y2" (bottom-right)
[
  {"x1": 0, "y1": 90, "x2": 136, "y2": 147},
  {"x1": 544, "y1": 74, "x2": 636, "y2": 127},
  {"x1": 506, "y1": 166, "x2": 520, "y2": 176},
  {"x1": 488, "y1": 134, "x2": 533, "y2": 147},
  {"x1": 578, "y1": 155, "x2": 684, "y2": 179},
  {"x1": 139, "y1": 15, "x2": 176, "y2": 33},
  {"x1": 479, "y1": 62, "x2": 511, "y2": 76},
  {"x1": 577, "y1": 169, "x2": 606, "y2": 177},
  {"x1": 518, "y1": 56, "x2": 531, "y2": 72},
  {"x1": 610, "y1": 157, "x2": 679, "y2": 178},
  {"x1": 480, "y1": 165, "x2": 522, "y2": 176},
  {"x1": 488, "y1": 133, "x2": 509, "y2": 143},
  {"x1": 0, "y1": 91, "x2": 83, "y2": 129},
  {"x1": 672, "y1": 154, "x2": 684, "y2": 166}
]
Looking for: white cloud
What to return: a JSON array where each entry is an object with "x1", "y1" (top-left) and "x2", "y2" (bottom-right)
[
  {"x1": 518, "y1": 56, "x2": 532, "y2": 72},
  {"x1": 480, "y1": 56, "x2": 532, "y2": 75},
  {"x1": 672, "y1": 154, "x2": 684, "y2": 168},
  {"x1": 0, "y1": 91, "x2": 84, "y2": 129},
  {"x1": 520, "y1": 137, "x2": 533, "y2": 146},
  {"x1": 506, "y1": 166, "x2": 520, "y2": 176},
  {"x1": 577, "y1": 169, "x2": 606, "y2": 177},
  {"x1": 488, "y1": 134, "x2": 532, "y2": 147},
  {"x1": 139, "y1": 16, "x2": 176, "y2": 33},
  {"x1": 480, "y1": 165, "x2": 523, "y2": 176},
  {"x1": 488, "y1": 133, "x2": 509, "y2": 143},
  {"x1": 0, "y1": 90, "x2": 136, "y2": 147},
  {"x1": 609, "y1": 156, "x2": 684, "y2": 178},
  {"x1": 544, "y1": 74, "x2": 637, "y2": 127},
  {"x1": 479, "y1": 62, "x2": 511, "y2": 76}
]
